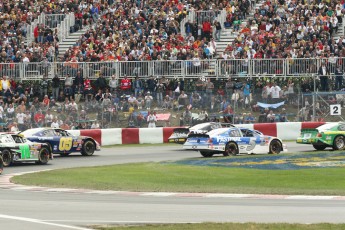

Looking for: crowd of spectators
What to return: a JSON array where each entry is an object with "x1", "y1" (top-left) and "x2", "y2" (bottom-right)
[
  {"x1": 0, "y1": 0, "x2": 106, "y2": 66},
  {"x1": 60, "y1": 0, "x2": 225, "y2": 67},
  {"x1": 222, "y1": 0, "x2": 345, "y2": 77}
]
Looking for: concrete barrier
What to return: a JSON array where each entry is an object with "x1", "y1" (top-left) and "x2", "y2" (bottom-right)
[{"x1": 68, "y1": 122, "x2": 326, "y2": 146}]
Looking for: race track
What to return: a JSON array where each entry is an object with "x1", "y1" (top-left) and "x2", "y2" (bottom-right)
[{"x1": 1, "y1": 143, "x2": 345, "y2": 230}]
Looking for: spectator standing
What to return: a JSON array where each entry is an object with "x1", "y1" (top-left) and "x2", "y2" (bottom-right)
[
  {"x1": 145, "y1": 92, "x2": 153, "y2": 110},
  {"x1": 95, "y1": 75, "x2": 107, "y2": 92},
  {"x1": 155, "y1": 79, "x2": 165, "y2": 107},
  {"x1": 10, "y1": 122, "x2": 19, "y2": 132},
  {"x1": 205, "y1": 78, "x2": 214, "y2": 103},
  {"x1": 73, "y1": 71, "x2": 84, "y2": 95},
  {"x1": 0, "y1": 76, "x2": 11, "y2": 94},
  {"x1": 202, "y1": 20, "x2": 212, "y2": 40},
  {"x1": 51, "y1": 118, "x2": 60, "y2": 128},
  {"x1": 51, "y1": 75, "x2": 60, "y2": 100},
  {"x1": 109, "y1": 75, "x2": 118, "y2": 94},
  {"x1": 45, "y1": 110, "x2": 54, "y2": 127},
  {"x1": 318, "y1": 62, "x2": 330, "y2": 92},
  {"x1": 146, "y1": 76, "x2": 156, "y2": 98},
  {"x1": 133, "y1": 77, "x2": 143, "y2": 98},
  {"x1": 147, "y1": 111, "x2": 157, "y2": 128},
  {"x1": 223, "y1": 104, "x2": 233, "y2": 123},
  {"x1": 16, "y1": 111, "x2": 26, "y2": 131},
  {"x1": 243, "y1": 83, "x2": 251, "y2": 109},
  {"x1": 214, "y1": 20, "x2": 222, "y2": 41},
  {"x1": 64, "y1": 74, "x2": 73, "y2": 100},
  {"x1": 120, "y1": 76, "x2": 132, "y2": 95},
  {"x1": 84, "y1": 76, "x2": 93, "y2": 102},
  {"x1": 270, "y1": 82, "x2": 281, "y2": 104},
  {"x1": 40, "y1": 76, "x2": 49, "y2": 99},
  {"x1": 335, "y1": 66, "x2": 343, "y2": 91},
  {"x1": 34, "y1": 109, "x2": 45, "y2": 127}
]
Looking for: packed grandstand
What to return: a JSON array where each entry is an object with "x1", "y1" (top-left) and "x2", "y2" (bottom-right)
[{"x1": 0, "y1": 0, "x2": 344, "y2": 131}]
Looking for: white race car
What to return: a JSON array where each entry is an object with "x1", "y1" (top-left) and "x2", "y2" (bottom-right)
[
  {"x1": 183, "y1": 126, "x2": 287, "y2": 157},
  {"x1": 168, "y1": 122, "x2": 234, "y2": 144}
]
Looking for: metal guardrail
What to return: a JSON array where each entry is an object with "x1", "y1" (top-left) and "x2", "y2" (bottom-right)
[
  {"x1": 25, "y1": 13, "x2": 75, "y2": 45},
  {"x1": 57, "y1": 13, "x2": 75, "y2": 42},
  {"x1": 2, "y1": 58, "x2": 345, "y2": 80},
  {"x1": 45, "y1": 14, "x2": 66, "y2": 28}
]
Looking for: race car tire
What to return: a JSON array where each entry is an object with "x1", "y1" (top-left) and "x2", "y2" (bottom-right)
[
  {"x1": 81, "y1": 139, "x2": 95, "y2": 156},
  {"x1": 224, "y1": 142, "x2": 239, "y2": 156},
  {"x1": 1, "y1": 149, "x2": 12, "y2": 167},
  {"x1": 0, "y1": 156, "x2": 3, "y2": 174},
  {"x1": 333, "y1": 135, "x2": 345, "y2": 150},
  {"x1": 36, "y1": 147, "x2": 50, "y2": 165},
  {"x1": 200, "y1": 151, "x2": 214, "y2": 158},
  {"x1": 312, "y1": 144, "x2": 327, "y2": 151},
  {"x1": 269, "y1": 139, "x2": 282, "y2": 154}
]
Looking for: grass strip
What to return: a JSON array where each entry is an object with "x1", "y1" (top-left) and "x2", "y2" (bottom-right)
[
  {"x1": 12, "y1": 160, "x2": 345, "y2": 195},
  {"x1": 93, "y1": 223, "x2": 345, "y2": 230}
]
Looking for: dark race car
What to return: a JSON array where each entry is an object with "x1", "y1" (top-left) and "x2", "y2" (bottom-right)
[
  {"x1": 0, "y1": 133, "x2": 51, "y2": 166},
  {"x1": 20, "y1": 128, "x2": 101, "y2": 156},
  {"x1": 168, "y1": 122, "x2": 234, "y2": 144}
]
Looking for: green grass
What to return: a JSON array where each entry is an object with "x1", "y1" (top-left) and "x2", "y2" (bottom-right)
[
  {"x1": 93, "y1": 223, "x2": 345, "y2": 230},
  {"x1": 12, "y1": 159, "x2": 345, "y2": 195}
]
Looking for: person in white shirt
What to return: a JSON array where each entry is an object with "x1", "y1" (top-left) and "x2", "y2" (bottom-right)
[
  {"x1": 91, "y1": 121, "x2": 100, "y2": 129},
  {"x1": 45, "y1": 110, "x2": 54, "y2": 127},
  {"x1": 109, "y1": 75, "x2": 118, "y2": 93},
  {"x1": 10, "y1": 122, "x2": 19, "y2": 132},
  {"x1": 0, "y1": 101, "x2": 4, "y2": 122},
  {"x1": 270, "y1": 82, "x2": 281, "y2": 103},
  {"x1": 145, "y1": 92, "x2": 153, "y2": 110},
  {"x1": 69, "y1": 99, "x2": 78, "y2": 111},
  {"x1": 51, "y1": 118, "x2": 60, "y2": 128},
  {"x1": 147, "y1": 112, "x2": 157, "y2": 128},
  {"x1": 16, "y1": 112, "x2": 26, "y2": 131},
  {"x1": 7, "y1": 103, "x2": 15, "y2": 120}
]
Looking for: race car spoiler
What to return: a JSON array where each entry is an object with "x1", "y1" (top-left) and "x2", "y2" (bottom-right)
[
  {"x1": 172, "y1": 128, "x2": 190, "y2": 134},
  {"x1": 187, "y1": 133, "x2": 210, "y2": 138}
]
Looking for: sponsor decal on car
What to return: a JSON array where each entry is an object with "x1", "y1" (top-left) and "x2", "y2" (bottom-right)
[{"x1": 216, "y1": 137, "x2": 241, "y2": 142}]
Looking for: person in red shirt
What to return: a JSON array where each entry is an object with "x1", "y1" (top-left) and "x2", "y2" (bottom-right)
[
  {"x1": 34, "y1": 110, "x2": 45, "y2": 127},
  {"x1": 202, "y1": 20, "x2": 212, "y2": 40},
  {"x1": 120, "y1": 76, "x2": 132, "y2": 95},
  {"x1": 83, "y1": 76, "x2": 93, "y2": 102},
  {"x1": 223, "y1": 105, "x2": 234, "y2": 123}
]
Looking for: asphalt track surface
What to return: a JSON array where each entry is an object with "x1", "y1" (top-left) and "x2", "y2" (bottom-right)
[{"x1": 1, "y1": 143, "x2": 345, "y2": 230}]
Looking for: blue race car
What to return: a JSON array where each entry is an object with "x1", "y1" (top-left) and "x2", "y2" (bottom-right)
[
  {"x1": 183, "y1": 127, "x2": 287, "y2": 157},
  {"x1": 20, "y1": 128, "x2": 101, "y2": 156}
]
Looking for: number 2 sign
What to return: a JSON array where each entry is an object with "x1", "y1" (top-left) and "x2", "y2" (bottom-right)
[{"x1": 330, "y1": 104, "x2": 341, "y2": 116}]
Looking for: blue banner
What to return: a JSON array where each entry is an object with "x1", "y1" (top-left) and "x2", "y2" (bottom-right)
[{"x1": 257, "y1": 101, "x2": 285, "y2": 109}]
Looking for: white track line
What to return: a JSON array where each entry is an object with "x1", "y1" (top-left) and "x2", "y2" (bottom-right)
[{"x1": 0, "y1": 214, "x2": 90, "y2": 230}]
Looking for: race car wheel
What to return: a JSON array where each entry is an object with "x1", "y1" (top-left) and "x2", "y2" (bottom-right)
[
  {"x1": 37, "y1": 147, "x2": 50, "y2": 165},
  {"x1": 269, "y1": 140, "x2": 282, "y2": 154},
  {"x1": 81, "y1": 140, "x2": 95, "y2": 156},
  {"x1": 224, "y1": 142, "x2": 239, "y2": 156},
  {"x1": 200, "y1": 151, "x2": 213, "y2": 158},
  {"x1": 333, "y1": 136, "x2": 345, "y2": 150},
  {"x1": 312, "y1": 144, "x2": 327, "y2": 151},
  {"x1": 2, "y1": 149, "x2": 12, "y2": 167}
]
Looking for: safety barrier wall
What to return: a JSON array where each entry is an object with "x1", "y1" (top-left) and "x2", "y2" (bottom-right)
[{"x1": 67, "y1": 122, "x2": 326, "y2": 146}]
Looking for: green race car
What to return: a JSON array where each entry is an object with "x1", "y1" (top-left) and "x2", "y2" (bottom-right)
[{"x1": 296, "y1": 122, "x2": 345, "y2": 151}]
